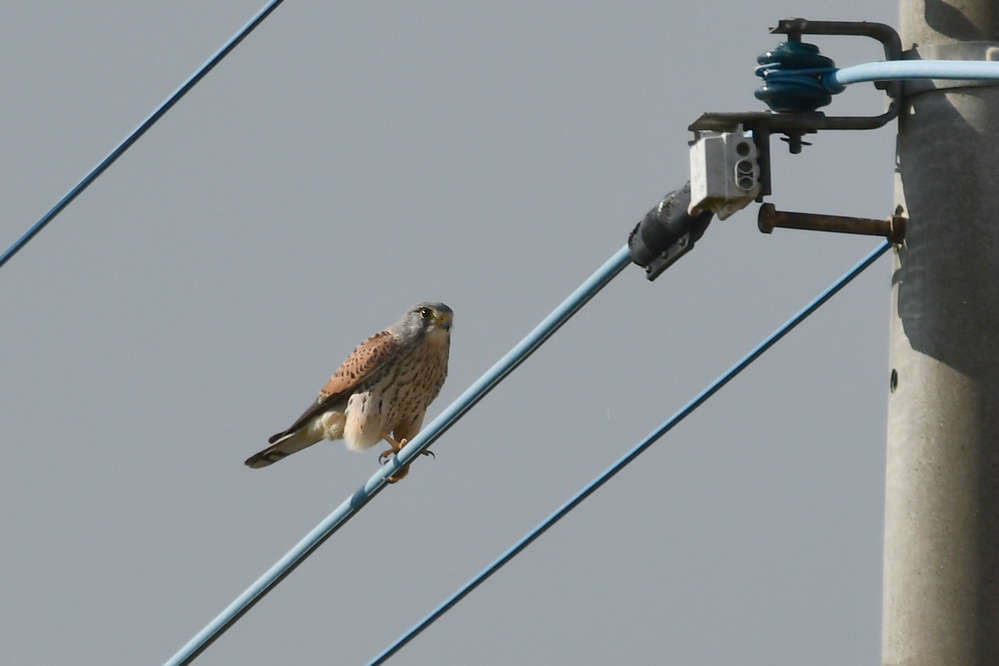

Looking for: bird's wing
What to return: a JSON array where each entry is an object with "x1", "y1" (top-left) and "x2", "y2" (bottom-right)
[
  {"x1": 318, "y1": 329, "x2": 399, "y2": 400},
  {"x1": 267, "y1": 330, "x2": 400, "y2": 444}
]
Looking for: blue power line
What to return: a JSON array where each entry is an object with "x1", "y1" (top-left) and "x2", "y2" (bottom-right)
[
  {"x1": 364, "y1": 241, "x2": 891, "y2": 665},
  {"x1": 827, "y1": 59, "x2": 999, "y2": 91},
  {"x1": 757, "y1": 58, "x2": 999, "y2": 103},
  {"x1": 0, "y1": 0, "x2": 286, "y2": 271},
  {"x1": 162, "y1": 245, "x2": 632, "y2": 666}
]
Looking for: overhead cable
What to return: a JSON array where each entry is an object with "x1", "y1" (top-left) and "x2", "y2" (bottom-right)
[
  {"x1": 0, "y1": 0, "x2": 286, "y2": 270},
  {"x1": 365, "y1": 241, "x2": 892, "y2": 665},
  {"x1": 162, "y1": 245, "x2": 632, "y2": 666}
]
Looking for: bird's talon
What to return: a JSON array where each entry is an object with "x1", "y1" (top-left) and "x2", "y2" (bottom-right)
[
  {"x1": 421, "y1": 450, "x2": 435, "y2": 460},
  {"x1": 387, "y1": 465, "x2": 410, "y2": 483}
]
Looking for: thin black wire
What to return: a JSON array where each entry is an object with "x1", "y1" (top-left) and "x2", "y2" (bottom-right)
[
  {"x1": 0, "y1": 0, "x2": 285, "y2": 271},
  {"x1": 365, "y1": 241, "x2": 891, "y2": 666}
]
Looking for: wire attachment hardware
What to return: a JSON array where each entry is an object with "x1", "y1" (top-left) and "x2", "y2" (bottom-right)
[
  {"x1": 678, "y1": 19, "x2": 906, "y2": 250},
  {"x1": 628, "y1": 19, "x2": 906, "y2": 284},
  {"x1": 689, "y1": 124, "x2": 762, "y2": 220},
  {"x1": 755, "y1": 40, "x2": 836, "y2": 113},
  {"x1": 691, "y1": 18, "x2": 902, "y2": 169},
  {"x1": 629, "y1": 183, "x2": 713, "y2": 281}
]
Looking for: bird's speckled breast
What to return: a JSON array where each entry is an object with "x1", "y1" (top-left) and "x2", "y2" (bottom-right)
[
  {"x1": 342, "y1": 333, "x2": 449, "y2": 449},
  {"x1": 380, "y1": 336, "x2": 449, "y2": 430}
]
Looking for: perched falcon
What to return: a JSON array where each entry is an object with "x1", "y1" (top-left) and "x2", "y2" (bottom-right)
[{"x1": 245, "y1": 302, "x2": 452, "y2": 481}]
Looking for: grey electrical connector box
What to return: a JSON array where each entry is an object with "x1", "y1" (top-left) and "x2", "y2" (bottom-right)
[{"x1": 688, "y1": 126, "x2": 761, "y2": 220}]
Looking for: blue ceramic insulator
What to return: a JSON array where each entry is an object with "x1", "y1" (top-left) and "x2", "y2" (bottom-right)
[{"x1": 755, "y1": 41, "x2": 835, "y2": 113}]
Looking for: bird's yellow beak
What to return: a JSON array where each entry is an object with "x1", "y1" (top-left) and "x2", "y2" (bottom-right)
[{"x1": 434, "y1": 311, "x2": 453, "y2": 330}]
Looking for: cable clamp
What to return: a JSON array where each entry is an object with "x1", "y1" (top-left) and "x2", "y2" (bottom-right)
[{"x1": 628, "y1": 183, "x2": 713, "y2": 281}]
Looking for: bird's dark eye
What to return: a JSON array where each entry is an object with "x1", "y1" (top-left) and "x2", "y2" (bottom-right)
[{"x1": 420, "y1": 307, "x2": 433, "y2": 319}]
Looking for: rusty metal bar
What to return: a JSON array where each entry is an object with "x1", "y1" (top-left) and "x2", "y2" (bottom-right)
[{"x1": 757, "y1": 203, "x2": 906, "y2": 242}]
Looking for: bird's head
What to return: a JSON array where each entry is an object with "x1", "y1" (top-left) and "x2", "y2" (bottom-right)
[{"x1": 396, "y1": 302, "x2": 453, "y2": 340}]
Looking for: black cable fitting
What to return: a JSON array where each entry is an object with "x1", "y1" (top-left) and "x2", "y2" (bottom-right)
[{"x1": 628, "y1": 182, "x2": 713, "y2": 281}]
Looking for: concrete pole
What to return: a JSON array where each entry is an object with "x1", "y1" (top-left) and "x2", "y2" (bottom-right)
[{"x1": 883, "y1": 2, "x2": 999, "y2": 665}]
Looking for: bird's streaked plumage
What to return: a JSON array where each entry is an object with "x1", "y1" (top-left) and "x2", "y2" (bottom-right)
[{"x1": 245, "y1": 302, "x2": 452, "y2": 480}]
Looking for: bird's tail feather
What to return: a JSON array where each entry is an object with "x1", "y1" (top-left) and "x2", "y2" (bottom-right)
[{"x1": 245, "y1": 429, "x2": 321, "y2": 468}]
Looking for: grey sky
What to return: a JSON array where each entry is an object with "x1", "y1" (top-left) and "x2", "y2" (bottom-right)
[{"x1": 2, "y1": 2, "x2": 896, "y2": 664}]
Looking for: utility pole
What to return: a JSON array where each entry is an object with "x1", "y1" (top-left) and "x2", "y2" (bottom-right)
[{"x1": 883, "y1": 1, "x2": 999, "y2": 664}]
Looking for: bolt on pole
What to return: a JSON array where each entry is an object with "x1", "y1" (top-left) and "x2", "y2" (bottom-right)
[{"x1": 883, "y1": 1, "x2": 999, "y2": 665}]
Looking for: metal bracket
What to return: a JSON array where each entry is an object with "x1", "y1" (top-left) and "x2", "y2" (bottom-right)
[{"x1": 690, "y1": 18, "x2": 903, "y2": 179}]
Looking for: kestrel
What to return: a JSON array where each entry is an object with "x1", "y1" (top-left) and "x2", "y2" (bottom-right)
[{"x1": 245, "y1": 302, "x2": 452, "y2": 481}]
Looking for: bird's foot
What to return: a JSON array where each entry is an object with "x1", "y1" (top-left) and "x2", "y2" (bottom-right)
[
  {"x1": 378, "y1": 434, "x2": 407, "y2": 465},
  {"x1": 386, "y1": 464, "x2": 411, "y2": 483},
  {"x1": 378, "y1": 435, "x2": 433, "y2": 480}
]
